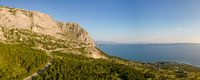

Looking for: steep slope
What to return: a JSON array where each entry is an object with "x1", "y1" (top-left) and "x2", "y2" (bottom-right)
[{"x1": 0, "y1": 6, "x2": 105, "y2": 59}]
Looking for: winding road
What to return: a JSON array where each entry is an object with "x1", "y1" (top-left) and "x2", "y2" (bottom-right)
[
  {"x1": 23, "y1": 62, "x2": 51, "y2": 80},
  {"x1": 23, "y1": 46, "x2": 103, "y2": 80},
  {"x1": 23, "y1": 51, "x2": 53, "y2": 80}
]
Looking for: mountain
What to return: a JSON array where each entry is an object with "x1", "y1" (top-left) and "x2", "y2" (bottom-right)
[
  {"x1": 0, "y1": 6, "x2": 200, "y2": 80},
  {"x1": 0, "y1": 6, "x2": 105, "y2": 59}
]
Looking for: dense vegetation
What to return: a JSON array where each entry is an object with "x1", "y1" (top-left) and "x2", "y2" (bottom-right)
[
  {"x1": 33, "y1": 52, "x2": 145, "y2": 80},
  {"x1": 30, "y1": 50, "x2": 200, "y2": 80},
  {"x1": 0, "y1": 38, "x2": 199, "y2": 80},
  {"x1": 0, "y1": 43, "x2": 49, "y2": 80},
  {"x1": 151, "y1": 62, "x2": 200, "y2": 78}
]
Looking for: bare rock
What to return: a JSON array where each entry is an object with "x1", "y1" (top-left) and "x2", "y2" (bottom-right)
[{"x1": 0, "y1": 6, "x2": 104, "y2": 59}]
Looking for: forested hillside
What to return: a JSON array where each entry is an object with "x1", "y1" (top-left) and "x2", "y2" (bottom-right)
[
  {"x1": 33, "y1": 52, "x2": 145, "y2": 80},
  {"x1": 0, "y1": 43, "x2": 49, "y2": 80},
  {"x1": 32, "y1": 51, "x2": 200, "y2": 80}
]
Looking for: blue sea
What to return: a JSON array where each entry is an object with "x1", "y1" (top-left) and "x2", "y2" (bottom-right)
[{"x1": 97, "y1": 44, "x2": 200, "y2": 67}]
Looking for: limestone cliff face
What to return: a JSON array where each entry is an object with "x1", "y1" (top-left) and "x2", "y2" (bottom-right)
[
  {"x1": 58, "y1": 22, "x2": 95, "y2": 46},
  {"x1": 0, "y1": 6, "x2": 105, "y2": 59},
  {"x1": 0, "y1": 7, "x2": 59, "y2": 36}
]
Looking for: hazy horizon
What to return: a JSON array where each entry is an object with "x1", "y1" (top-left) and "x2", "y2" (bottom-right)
[
  {"x1": 95, "y1": 40, "x2": 200, "y2": 44},
  {"x1": 1, "y1": 0, "x2": 200, "y2": 43}
]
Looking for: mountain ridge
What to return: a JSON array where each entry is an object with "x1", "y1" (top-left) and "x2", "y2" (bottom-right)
[{"x1": 0, "y1": 6, "x2": 105, "y2": 59}]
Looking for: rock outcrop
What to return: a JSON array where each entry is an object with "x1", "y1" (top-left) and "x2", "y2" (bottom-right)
[{"x1": 0, "y1": 6, "x2": 105, "y2": 59}]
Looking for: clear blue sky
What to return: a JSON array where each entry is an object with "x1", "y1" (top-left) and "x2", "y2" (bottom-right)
[{"x1": 1, "y1": 0, "x2": 200, "y2": 43}]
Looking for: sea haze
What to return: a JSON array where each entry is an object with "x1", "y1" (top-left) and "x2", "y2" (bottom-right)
[{"x1": 97, "y1": 43, "x2": 200, "y2": 67}]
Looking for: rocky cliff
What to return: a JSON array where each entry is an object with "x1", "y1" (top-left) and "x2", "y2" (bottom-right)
[{"x1": 0, "y1": 6, "x2": 105, "y2": 59}]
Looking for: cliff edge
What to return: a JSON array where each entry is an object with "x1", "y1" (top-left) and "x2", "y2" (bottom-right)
[{"x1": 0, "y1": 6, "x2": 105, "y2": 59}]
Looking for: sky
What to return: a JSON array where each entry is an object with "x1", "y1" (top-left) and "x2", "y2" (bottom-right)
[{"x1": 1, "y1": 0, "x2": 200, "y2": 43}]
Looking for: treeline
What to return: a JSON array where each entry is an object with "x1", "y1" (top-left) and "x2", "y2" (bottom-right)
[
  {"x1": 33, "y1": 52, "x2": 145, "y2": 80},
  {"x1": 0, "y1": 43, "x2": 49, "y2": 80}
]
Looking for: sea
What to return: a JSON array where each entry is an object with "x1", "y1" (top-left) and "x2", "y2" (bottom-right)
[{"x1": 97, "y1": 43, "x2": 200, "y2": 67}]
